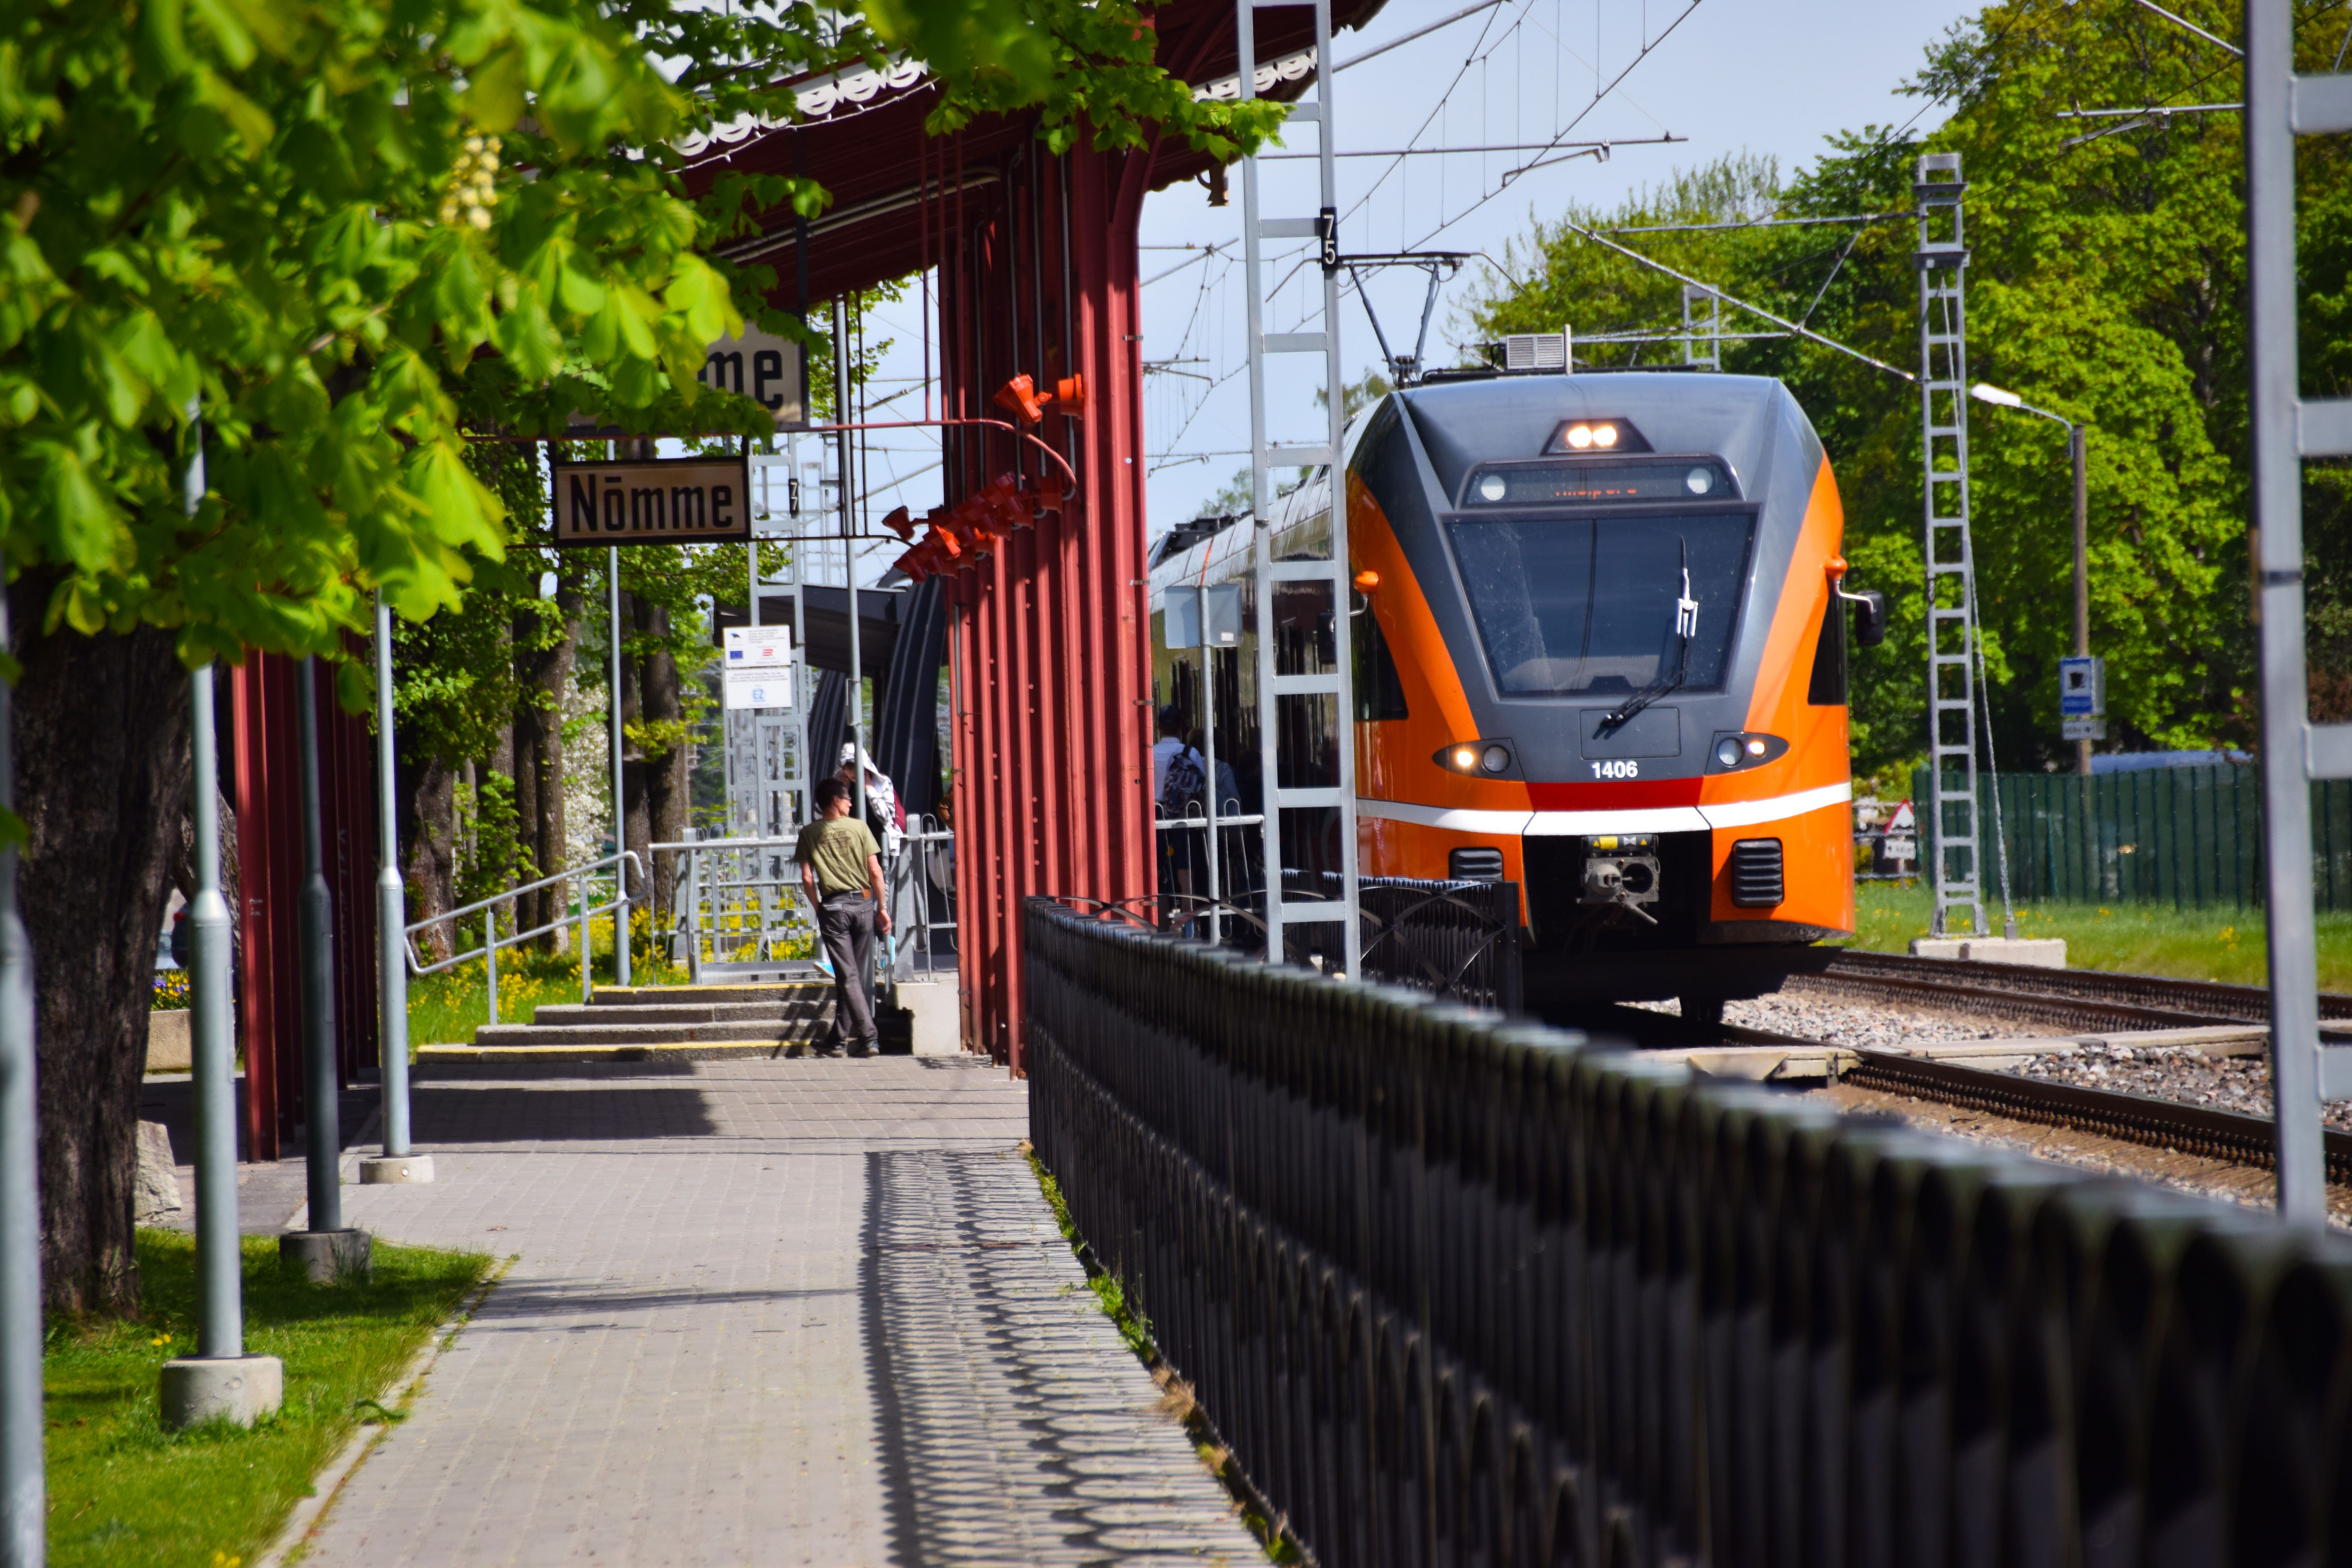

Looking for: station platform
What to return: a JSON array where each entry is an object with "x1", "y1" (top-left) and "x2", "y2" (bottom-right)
[{"x1": 270, "y1": 1056, "x2": 1263, "y2": 1565}]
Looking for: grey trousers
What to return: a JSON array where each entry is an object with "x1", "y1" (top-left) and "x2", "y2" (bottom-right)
[{"x1": 817, "y1": 894, "x2": 878, "y2": 1048}]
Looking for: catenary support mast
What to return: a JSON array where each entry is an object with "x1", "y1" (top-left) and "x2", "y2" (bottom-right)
[
  {"x1": 1238, "y1": 0, "x2": 1360, "y2": 974},
  {"x1": 2248, "y1": 0, "x2": 2352, "y2": 1220}
]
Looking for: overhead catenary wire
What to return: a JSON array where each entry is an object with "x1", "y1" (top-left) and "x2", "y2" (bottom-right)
[{"x1": 1547, "y1": 219, "x2": 1916, "y2": 382}]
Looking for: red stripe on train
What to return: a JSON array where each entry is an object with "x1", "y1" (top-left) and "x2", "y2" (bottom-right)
[{"x1": 1524, "y1": 779, "x2": 1706, "y2": 811}]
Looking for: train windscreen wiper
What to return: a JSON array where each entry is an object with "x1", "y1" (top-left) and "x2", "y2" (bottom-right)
[{"x1": 1597, "y1": 537, "x2": 1698, "y2": 734}]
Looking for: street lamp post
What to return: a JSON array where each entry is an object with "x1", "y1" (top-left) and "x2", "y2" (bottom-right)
[
  {"x1": 1971, "y1": 383, "x2": 2092, "y2": 777},
  {"x1": 279, "y1": 657, "x2": 372, "y2": 1280},
  {"x1": 359, "y1": 593, "x2": 431, "y2": 1186}
]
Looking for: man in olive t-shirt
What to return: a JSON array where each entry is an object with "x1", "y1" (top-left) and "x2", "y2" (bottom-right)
[{"x1": 795, "y1": 776, "x2": 892, "y2": 1056}]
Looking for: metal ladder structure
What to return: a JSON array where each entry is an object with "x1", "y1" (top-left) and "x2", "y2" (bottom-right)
[
  {"x1": 738, "y1": 441, "x2": 815, "y2": 841},
  {"x1": 1680, "y1": 283, "x2": 1721, "y2": 370},
  {"x1": 1915, "y1": 151, "x2": 1985, "y2": 938},
  {"x1": 2249, "y1": 13, "x2": 2352, "y2": 1220},
  {"x1": 1236, "y1": 0, "x2": 1360, "y2": 975}
]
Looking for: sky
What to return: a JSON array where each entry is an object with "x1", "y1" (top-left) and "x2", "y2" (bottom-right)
[{"x1": 819, "y1": 0, "x2": 1988, "y2": 584}]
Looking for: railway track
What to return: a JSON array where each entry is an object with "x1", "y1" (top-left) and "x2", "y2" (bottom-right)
[
  {"x1": 1831, "y1": 1044, "x2": 2352, "y2": 1186},
  {"x1": 1804, "y1": 948, "x2": 2352, "y2": 1038},
  {"x1": 1576, "y1": 955, "x2": 2352, "y2": 1188}
]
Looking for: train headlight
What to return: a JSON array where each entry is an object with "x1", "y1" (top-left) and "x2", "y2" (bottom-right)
[
  {"x1": 1709, "y1": 731, "x2": 1789, "y2": 771},
  {"x1": 1686, "y1": 466, "x2": 1715, "y2": 495},
  {"x1": 1477, "y1": 473, "x2": 1508, "y2": 502},
  {"x1": 1437, "y1": 740, "x2": 1516, "y2": 776},
  {"x1": 1564, "y1": 424, "x2": 1594, "y2": 449},
  {"x1": 1591, "y1": 424, "x2": 1618, "y2": 448}
]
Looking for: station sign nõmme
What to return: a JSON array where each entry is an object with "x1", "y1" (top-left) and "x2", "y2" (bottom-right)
[{"x1": 548, "y1": 454, "x2": 753, "y2": 548}]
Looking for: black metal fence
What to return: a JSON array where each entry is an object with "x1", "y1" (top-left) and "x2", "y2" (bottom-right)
[
  {"x1": 1357, "y1": 877, "x2": 1522, "y2": 1013},
  {"x1": 1914, "y1": 762, "x2": 2352, "y2": 912},
  {"x1": 1025, "y1": 897, "x2": 2352, "y2": 1568}
]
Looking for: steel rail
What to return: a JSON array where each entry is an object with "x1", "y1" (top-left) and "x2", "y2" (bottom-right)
[
  {"x1": 1837, "y1": 1044, "x2": 2352, "y2": 1185},
  {"x1": 1809, "y1": 948, "x2": 2352, "y2": 1033}
]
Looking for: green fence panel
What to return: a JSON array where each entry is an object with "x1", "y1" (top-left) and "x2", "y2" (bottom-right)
[{"x1": 1905, "y1": 763, "x2": 2348, "y2": 912}]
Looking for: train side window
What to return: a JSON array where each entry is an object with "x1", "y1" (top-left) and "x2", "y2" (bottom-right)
[
  {"x1": 1807, "y1": 594, "x2": 1847, "y2": 706},
  {"x1": 1353, "y1": 594, "x2": 1410, "y2": 721}
]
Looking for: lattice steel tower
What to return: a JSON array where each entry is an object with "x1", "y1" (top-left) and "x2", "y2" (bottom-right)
[
  {"x1": 2248, "y1": 5, "x2": 2352, "y2": 1220},
  {"x1": 1235, "y1": 0, "x2": 1361, "y2": 973},
  {"x1": 1916, "y1": 152, "x2": 1984, "y2": 938}
]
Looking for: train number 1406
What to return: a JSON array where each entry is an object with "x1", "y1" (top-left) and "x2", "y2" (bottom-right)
[{"x1": 1589, "y1": 760, "x2": 1640, "y2": 779}]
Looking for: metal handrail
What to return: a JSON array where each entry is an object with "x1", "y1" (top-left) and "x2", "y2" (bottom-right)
[
  {"x1": 403, "y1": 849, "x2": 644, "y2": 1024},
  {"x1": 405, "y1": 850, "x2": 641, "y2": 949}
]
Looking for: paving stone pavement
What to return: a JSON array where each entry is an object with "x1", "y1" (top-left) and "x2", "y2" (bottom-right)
[{"x1": 294, "y1": 1056, "x2": 1264, "y2": 1567}]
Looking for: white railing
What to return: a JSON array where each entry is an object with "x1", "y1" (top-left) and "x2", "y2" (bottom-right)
[
  {"x1": 403, "y1": 850, "x2": 642, "y2": 1026},
  {"x1": 654, "y1": 816, "x2": 958, "y2": 982},
  {"x1": 657, "y1": 834, "x2": 814, "y2": 979}
]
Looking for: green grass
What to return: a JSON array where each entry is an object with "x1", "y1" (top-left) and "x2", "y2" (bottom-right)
[
  {"x1": 45, "y1": 1230, "x2": 491, "y2": 1568},
  {"x1": 1849, "y1": 879, "x2": 2352, "y2": 991}
]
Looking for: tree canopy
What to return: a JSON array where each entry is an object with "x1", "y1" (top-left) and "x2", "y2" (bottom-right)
[
  {"x1": 1464, "y1": 0, "x2": 2352, "y2": 782},
  {"x1": 0, "y1": 0, "x2": 1281, "y2": 675}
]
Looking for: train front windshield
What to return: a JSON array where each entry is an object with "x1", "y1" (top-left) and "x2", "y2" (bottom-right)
[{"x1": 1448, "y1": 511, "x2": 1755, "y2": 697}]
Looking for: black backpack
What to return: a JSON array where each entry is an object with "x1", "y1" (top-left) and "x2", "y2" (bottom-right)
[{"x1": 1159, "y1": 748, "x2": 1206, "y2": 817}]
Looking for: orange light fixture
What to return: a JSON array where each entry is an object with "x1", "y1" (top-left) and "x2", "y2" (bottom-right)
[
  {"x1": 1353, "y1": 568, "x2": 1381, "y2": 592},
  {"x1": 993, "y1": 374, "x2": 1050, "y2": 424}
]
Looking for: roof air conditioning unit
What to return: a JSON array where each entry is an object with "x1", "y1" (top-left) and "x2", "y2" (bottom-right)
[{"x1": 1500, "y1": 330, "x2": 1572, "y2": 373}]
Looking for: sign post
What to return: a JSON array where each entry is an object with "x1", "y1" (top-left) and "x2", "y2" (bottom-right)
[
  {"x1": 722, "y1": 626, "x2": 795, "y2": 713},
  {"x1": 2059, "y1": 655, "x2": 2105, "y2": 744}
]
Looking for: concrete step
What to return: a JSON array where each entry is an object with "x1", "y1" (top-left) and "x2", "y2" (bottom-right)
[
  {"x1": 524, "y1": 1001, "x2": 824, "y2": 1028},
  {"x1": 419, "y1": 1040, "x2": 820, "y2": 1068},
  {"x1": 472, "y1": 1018, "x2": 830, "y2": 1048},
  {"x1": 590, "y1": 983, "x2": 829, "y2": 1007}
]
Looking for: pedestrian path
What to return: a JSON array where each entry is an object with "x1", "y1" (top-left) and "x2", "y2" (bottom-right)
[{"x1": 285, "y1": 1057, "x2": 1265, "y2": 1567}]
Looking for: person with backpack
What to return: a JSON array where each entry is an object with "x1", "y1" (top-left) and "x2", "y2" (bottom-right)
[
  {"x1": 1152, "y1": 705, "x2": 1207, "y2": 905},
  {"x1": 795, "y1": 775, "x2": 891, "y2": 1057}
]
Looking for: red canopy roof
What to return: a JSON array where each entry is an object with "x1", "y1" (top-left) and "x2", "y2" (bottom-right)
[{"x1": 680, "y1": 0, "x2": 1389, "y2": 308}]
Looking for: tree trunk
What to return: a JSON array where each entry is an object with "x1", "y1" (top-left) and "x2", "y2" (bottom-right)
[
  {"x1": 402, "y1": 758, "x2": 457, "y2": 962},
  {"x1": 513, "y1": 571, "x2": 578, "y2": 946},
  {"x1": 617, "y1": 588, "x2": 648, "y2": 911},
  {"x1": 630, "y1": 594, "x2": 687, "y2": 927},
  {"x1": 12, "y1": 580, "x2": 189, "y2": 1316}
]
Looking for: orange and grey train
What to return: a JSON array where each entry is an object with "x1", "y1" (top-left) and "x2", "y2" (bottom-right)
[{"x1": 1148, "y1": 371, "x2": 1885, "y2": 1019}]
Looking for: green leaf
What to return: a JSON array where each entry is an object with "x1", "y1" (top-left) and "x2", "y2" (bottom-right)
[
  {"x1": 184, "y1": 0, "x2": 256, "y2": 67},
  {"x1": 463, "y1": 46, "x2": 529, "y2": 133}
]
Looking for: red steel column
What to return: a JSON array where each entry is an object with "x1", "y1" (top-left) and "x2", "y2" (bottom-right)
[
  {"x1": 228, "y1": 657, "x2": 286, "y2": 1161},
  {"x1": 984, "y1": 535, "x2": 1015, "y2": 1062}
]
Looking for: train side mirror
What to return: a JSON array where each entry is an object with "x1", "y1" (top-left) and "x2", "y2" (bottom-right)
[{"x1": 1846, "y1": 589, "x2": 1887, "y2": 648}]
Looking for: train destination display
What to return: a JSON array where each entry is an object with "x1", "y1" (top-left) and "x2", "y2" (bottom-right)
[{"x1": 549, "y1": 455, "x2": 753, "y2": 548}]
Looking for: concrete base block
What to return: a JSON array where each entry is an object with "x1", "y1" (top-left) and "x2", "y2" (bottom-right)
[
  {"x1": 894, "y1": 980, "x2": 962, "y2": 1056},
  {"x1": 359, "y1": 1154, "x2": 435, "y2": 1184},
  {"x1": 160, "y1": 1354, "x2": 283, "y2": 1430},
  {"x1": 1910, "y1": 936, "x2": 2067, "y2": 969},
  {"x1": 134, "y1": 1120, "x2": 181, "y2": 1221},
  {"x1": 279, "y1": 1228, "x2": 372, "y2": 1284},
  {"x1": 147, "y1": 1008, "x2": 191, "y2": 1073}
]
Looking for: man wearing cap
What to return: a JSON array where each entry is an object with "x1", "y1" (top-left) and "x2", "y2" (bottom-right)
[{"x1": 795, "y1": 775, "x2": 891, "y2": 1057}]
